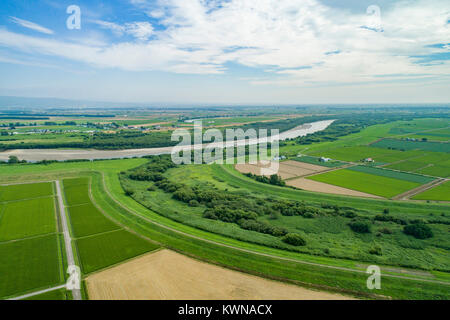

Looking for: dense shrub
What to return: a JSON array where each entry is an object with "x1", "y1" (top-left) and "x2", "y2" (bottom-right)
[
  {"x1": 404, "y1": 224, "x2": 433, "y2": 239},
  {"x1": 348, "y1": 221, "x2": 371, "y2": 233},
  {"x1": 369, "y1": 245, "x2": 383, "y2": 256},
  {"x1": 282, "y1": 233, "x2": 306, "y2": 246},
  {"x1": 379, "y1": 227, "x2": 393, "y2": 235}
]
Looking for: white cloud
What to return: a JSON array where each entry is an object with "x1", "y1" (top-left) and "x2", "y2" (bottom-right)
[
  {"x1": 10, "y1": 16, "x2": 54, "y2": 35},
  {"x1": 1, "y1": 0, "x2": 450, "y2": 84},
  {"x1": 94, "y1": 20, "x2": 154, "y2": 41}
]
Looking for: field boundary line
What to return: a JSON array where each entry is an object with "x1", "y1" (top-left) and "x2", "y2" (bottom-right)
[
  {"x1": 0, "y1": 194, "x2": 55, "y2": 205},
  {"x1": 55, "y1": 180, "x2": 82, "y2": 300},
  {"x1": 87, "y1": 177, "x2": 159, "y2": 246},
  {"x1": 0, "y1": 180, "x2": 54, "y2": 187},
  {"x1": 0, "y1": 232, "x2": 59, "y2": 244},
  {"x1": 392, "y1": 178, "x2": 448, "y2": 200},
  {"x1": 8, "y1": 284, "x2": 66, "y2": 301},
  {"x1": 99, "y1": 172, "x2": 450, "y2": 286},
  {"x1": 75, "y1": 228, "x2": 123, "y2": 241}
]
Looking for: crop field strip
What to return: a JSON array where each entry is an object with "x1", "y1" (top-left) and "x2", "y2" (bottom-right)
[
  {"x1": 346, "y1": 165, "x2": 436, "y2": 184},
  {"x1": 412, "y1": 181, "x2": 450, "y2": 202},
  {"x1": 307, "y1": 169, "x2": 423, "y2": 199},
  {"x1": 372, "y1": 138, "x2": 450, "y2": 153},
  {"x1": 0, "y1": 182, "x2": 66, "y2": 299},
  {"x1": 62, "y1": 177, "x2": 159, "y2": 275}
]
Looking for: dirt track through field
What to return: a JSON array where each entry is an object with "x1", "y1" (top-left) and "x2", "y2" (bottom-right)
[
  {"x1": 86, "y1": 250, "x2": 354, "y2": 300},
  {"x1": 286, "y1": 178, "x2": 382, "y2": 199}
]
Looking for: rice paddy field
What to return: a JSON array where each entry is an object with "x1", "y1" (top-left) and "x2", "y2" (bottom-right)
[
  {"x1": 0, "y1": 197, "x2": 56, "y2": 241},
  {"x1": 0, "y1": 182, "x2": 64, "y2": 299},
  {"x1": 307, "y1": 169, "x2": 423, "y2": 198},
  {"x1": 0, "y1": 234, "x2": 63, "y2": 298},
  {"x1": 76, "y1": 230, "x2": 159, "y2": 274},
  {"x1": 0, "y1": 182, "x2": 53, "y2": 202},
  {"x1": 62, "y1": 177, "x2": 159, "y2": 275},
  {"x1": 346, "y1": 166, "x2": 436, "y2": 184},
  {"x1": 412, "y1": 181, "x2": 450, "y2": 202},
  {"x1": 371, "y1": 139, "x2": 450, "y2": 153}
]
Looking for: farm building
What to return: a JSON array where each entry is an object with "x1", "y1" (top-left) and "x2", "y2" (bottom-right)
[{"x1": 319, "y1": 157, "x2": 332, "y2": 162}]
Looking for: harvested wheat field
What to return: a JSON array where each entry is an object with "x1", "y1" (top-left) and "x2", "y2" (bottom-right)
[
  {"x1": 235, "y1": 161, "x2": 328, "y2": 179},
  {"x1": 281, "y1": 160, "x2": 328, "y2": 172},
  {"x1": 86, "y1": 250, "x2": 353, "y2": 300},
  {"x1": 286, "y1": 178, "x2": 382, "y2": 199}
]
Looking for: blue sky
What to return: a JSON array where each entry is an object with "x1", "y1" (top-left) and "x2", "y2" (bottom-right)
[{"x1": 0, "y1": 0, "x2": 449, "y2": 104}]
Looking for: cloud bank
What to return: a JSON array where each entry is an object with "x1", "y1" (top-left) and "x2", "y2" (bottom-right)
[{"x1": 0, "y1": 0, "x2": 449, "y2": 87}]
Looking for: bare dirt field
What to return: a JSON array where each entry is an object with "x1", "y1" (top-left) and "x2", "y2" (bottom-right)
[
  {"x1": 286, "y1": 178, "x2": 382, "y2": 199},
  {"x1": 235, "y1": 160, "x2": 329, "y2": 180},
  {"x1": 86, "y1": 250, "x2": 353, "y2": 300}
]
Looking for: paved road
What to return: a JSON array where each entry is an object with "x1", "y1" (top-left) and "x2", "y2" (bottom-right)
[{"x1": 55, "y1": 180, "x2": 82, "y2": 300}]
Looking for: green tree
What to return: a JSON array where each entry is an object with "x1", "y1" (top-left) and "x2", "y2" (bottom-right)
[{"x1": 8, "y1": 155, "x2": 19, "y2": 164}]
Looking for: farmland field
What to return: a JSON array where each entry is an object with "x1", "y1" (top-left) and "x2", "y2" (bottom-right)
[
  {"x1": 0, "y1": 182, "x2": 53, "y2": 202},
  {"x1": 0, "y1": 181, "x2": 65, "y2": 299},
  {"x1": 293, "y1": 156, "x2": 346, "y2": 168},
  {"x1": 412, "y1": 182, "x2": 450, "y2": 201},
  {"x1": 0, "y1": 234, "x2": 62, "y2": 298},
  {"x1": 66, "y1": 203, "x2": 120, "y2": 238},
  {"x1": 62, "y1": 178, "x2": 91, "y2": 206},
  {"x1": 235, "y1": 160, "x2": 330, "y2": 179},
  {"x1": 76, "y1": 229, "x2": 159, "y2": 274},
  {"x1": 0, "y1": 197, "x2": 56, "y2": 241},
  {"x1": 0, "y1": 158, "x2": 449, "y2": 299},
  {"x1": 309, "y1": 145, "x2": 423, "y2": 163},
  {"x1": 346, "y1": 166, "x2": 436, "y2": 184},
  {"x1": 86, "y1": 249, "x2": 352, "y2": 300},
  {"x1": 62, "y1": 177, "x2": 159, "y2": 274},
  {"x1": 372, "y1": 139, "x2": 450, "y2": 153},
  {"x1": 307, "y1": 169, "x2": 422, "y2": 198}
]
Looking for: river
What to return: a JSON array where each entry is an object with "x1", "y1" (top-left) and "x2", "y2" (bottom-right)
[{"x1": 0, "y1": 120, "x2": 334, "y2": 162}]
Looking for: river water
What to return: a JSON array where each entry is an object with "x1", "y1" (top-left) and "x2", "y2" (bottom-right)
[{"x1": 0, "y1": 120, "x2": 334, "y2": 162}]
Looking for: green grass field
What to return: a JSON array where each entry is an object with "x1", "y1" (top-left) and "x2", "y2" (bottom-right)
[
  {"x1": 0, "y1": 234, "x2": 62, "y2": 298},
  {"x1": 293, "y1": 156, "x2": 346, "y2": 168},
  {"x1": 372, "y1": 139, "x2": 450, "y2": 153},
  {"x1": 308, "y1": 169, "x2": 421, "y2": 198},
  {"x1": 412, "y1": 182, "x2": 450, "y2": 201},
  {"x1": 385, "y1": 153, "x2": 450, "y2": 178},
  {"x1": 0, "y1": 197, "x2": 56, "y2": 241},
  {"x1": 0, "y1": 182, "x2": 53, "y2": 202},
  {"x1": 347, "y1": 165, "x2": 435, "y2": 184},
  {"x1": 66, "y1": 203, "x2": 120, "y2": 238},
  {"x1": 63, "y1": 178, "x2": 91, "y2": 206},
  {"x1": 62, "y1": 177, "x2": 159, "y2": 274},
  {"x1": 76, "y1": 229, "x2": 159, "y2": 274}
]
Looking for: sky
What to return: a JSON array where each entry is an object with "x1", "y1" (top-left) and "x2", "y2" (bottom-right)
[{"x1": 0, "y1": 0, "x2": 449, "y2": 105}]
